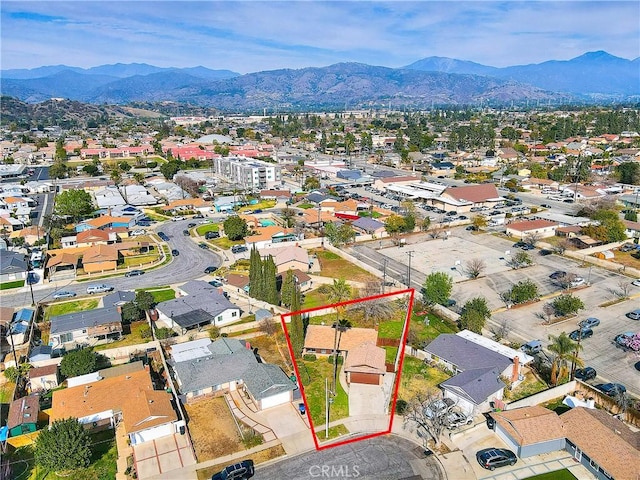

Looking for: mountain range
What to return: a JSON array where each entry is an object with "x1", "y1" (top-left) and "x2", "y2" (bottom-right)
[{"x1": 1, "y1": 51, "x2": 638, "y2": 111}]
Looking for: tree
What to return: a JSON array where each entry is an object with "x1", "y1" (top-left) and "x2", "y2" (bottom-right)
[
  {"x1": 280, "y1": 270, "x2": 297, "y2": 308},
  {"x1": 420, "y1": 216, "x2": 431, "y2": 231},
  {"x1": 121, "y1": 301, "x2": 143, "y2": 324},
  {"x1": 459, "y1": 297, "x2": 491, "y2": 333},
  {"x1": 35, "y1": 418, "x2": 91, "y2": 473},
  {"x1": 507, "y1": 280, "x2": 539, "y2": 304},
  {"x1": 249, "y1": 245, "x2": 263, "y2": 300},
  {"x1": 472, "y1": 215, "x2": 488, "y2": 229},
  {"x1": 323, "y1": 222, "x2": 355, "y2": 247},
  {"x1": 223, "y1": 216, "x2": 248, "y2": 240},
  {"x1": 582, "y1": 209, "x2": 626, "y2": 243},
  {"x1": 54, "y1": 189, "x2": 94, "y2": 222},
  {"x1": 625, "y1": 210, "x2": 638, "y2": 222},
  {"x1": 175, "y1": 175, "x2": 203, "y2": 197},
  {"x1": 523, "y1": 232, "x2": 541, "y2": 247},
  {"x1": 159, "y1": 160, "x2": 181, "y2": 180},
  {"x1": 82, "y1": 163, "x2": 100, "y2": 176},
  {"x1": 3, "y1": 363, "x2": 31, "y2": 383},
  {"x1": 548, "y1": 332, "x2": 582, "y2": 385},
  {"x1": 402, "y1": 390, "x2": 448, "y2": 445},
  {"x1": 464, "y1": 258, "x2": 486, "y2": 279},
  {"x1": 327, "y1": 278, "x2": 352, "y2": 306},
  {"x1": 289, "y1": 284, "x2": 304, "y2": 357},
  {"x1": 133, "y1": 172, "x2": 145, "y2": 184},
  {"x1": 303, "y1": 176, "x2": 320, "y2": 191},
  {"x1": 356, "y1": 282, "x2": 394, "y2": 327},
  {"x1": 263, "y1": 255, "x2": 279, "y2": 305},
  {"x1": 60, "y1": 348, "x2": 100, "y2": 378},
  {"x1": 617, "y1": 162, "x2": 640, "y2": 185},
  {"x1": 421, "y1": 272, "x2": 453, "y2": 306},
  {"x1": 552, "y1": 294, "x2": 585, "y2": 316},
  {"x1": 385, "y1": 214, "x2": 407, "y2": 238},
  {"x1": 507, "y1": 250, "x2": 532, "y2": 269},
  {"x1": 135, "y1": 290, "x2": 156, "y2": 311}
]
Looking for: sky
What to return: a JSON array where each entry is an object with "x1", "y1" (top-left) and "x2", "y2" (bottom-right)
[{"x1": 1, "y1": 1, "x2": 639, "y2": 74}]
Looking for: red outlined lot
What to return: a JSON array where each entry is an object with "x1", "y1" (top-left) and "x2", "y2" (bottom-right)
[{"x1": 280, "y1": 288, "x2": 415, "y2": 451}]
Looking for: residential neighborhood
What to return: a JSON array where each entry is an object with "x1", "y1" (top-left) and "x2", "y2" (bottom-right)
[{"x1": 1, "y1": 106, "x2": 639, "y2": 480}]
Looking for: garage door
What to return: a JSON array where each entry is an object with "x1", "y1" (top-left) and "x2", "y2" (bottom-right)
[
  {"x1": 261, "y1": 391, "x2": 291, "y2": 410},
  {"x1": 131, "y1": 423, "x2": 175, "y2": 445},
  {"x1": 350, "y1": 373, "x2": 379, "y2": 385}
]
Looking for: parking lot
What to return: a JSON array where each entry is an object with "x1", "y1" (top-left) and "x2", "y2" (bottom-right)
[{"x1": 376, "y1": 227, "x2": 640, "y2": 397}]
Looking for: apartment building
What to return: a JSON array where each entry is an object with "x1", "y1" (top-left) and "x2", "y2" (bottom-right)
[{"x1": 212, "y1": 156, "x2": 280, "y2": 190}]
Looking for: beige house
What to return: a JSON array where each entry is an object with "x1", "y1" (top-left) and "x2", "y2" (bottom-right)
[
  {"x1": 344, "y1": 341, "x2": 386, "y2": 385},
  {"x1": 303, "y1": 325, "x2": 378, "y2": 356},
  {"x1": 506, "y1": 219, "x2": 559, "y2": 239}
]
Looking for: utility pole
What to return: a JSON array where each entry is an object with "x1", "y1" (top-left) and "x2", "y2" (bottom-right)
[
  {"x1": 382, "y1": 258, "x2": 388, "y2": 294},
  {"x1": 406, "y1": 251, "x2": 414, "y2": 289}
]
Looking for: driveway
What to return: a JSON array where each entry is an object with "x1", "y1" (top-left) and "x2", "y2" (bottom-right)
[
  {"x1": 264, "y1": 402, "x2": 314, "y2": 455},
  {"x1": 132, "y1": 433, "x2": 196, "y2": 479},
  {"x1": 348, "y1": 373, "x2": 395, "y2": 416}
]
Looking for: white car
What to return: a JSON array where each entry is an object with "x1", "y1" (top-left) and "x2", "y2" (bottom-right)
[
  {"x1": 130, "y1": 229, "x2": 146, "y2": 236},
  {"x1": 171, "y1": 216, "x2": 185, "y2": 222},
  {"x1": 632, "y1": 279, "x2": 640, "y2": 287},
  {"x1": 445, "y1": 411, "x2": 473, "y2": 429}
]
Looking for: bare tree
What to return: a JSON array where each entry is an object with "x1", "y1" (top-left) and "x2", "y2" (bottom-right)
[
  {"x1": 542, "y1": 303, "x2": 555, "y2": 325},
  {"x1": 553, "y1": 238, "x2": 572, "y2": 255},
  {"x1": 174, "y1": 175, "x2": 204, "y2": 198},
  {"x1": 524, "y1": 232, "x2": 542, "y2": 247},
  {"x1": 464, "y1": 258, "x2": 486, "y2": 279},
  {"x1": 556, "y1": 272, "x2": 577, "y2": 291},
  {"x1": 617, "y1": 280, "x2": 631, "y2": 299},
  {"x1": 506, "y1": 251, "x2": 532, "y2": 270},
  {"x1": 258, "y1": 317, "x2": 280, "y2": 336},
  {"x1": 353, "y1": 282, "x2": 394, "y2": 327},
  {"x1": 402, "y1": 390, "x2": 449, "y2": 446},
  {"x1": 428, "y1": 223, "x2": 446, "y2": 239},
  {"x1": 490, "y1": 318, "x2": 510, "y2": 341}
]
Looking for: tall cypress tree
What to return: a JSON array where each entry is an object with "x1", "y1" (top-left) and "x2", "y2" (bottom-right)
[
  {"x1": 290, "y1": 285, "x2": 304, "y2": 357},
  {"x1": 264, "y1": 255, "x2": 279, "y2": 305},
  {"x1": 280, "y1": 270, "x2": 297, "y2": 308},
  {"x1": 249, "y1": 245, "x2": 262, "y2": 299}
]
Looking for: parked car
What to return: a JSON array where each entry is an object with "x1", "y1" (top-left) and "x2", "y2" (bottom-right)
[
  {"x1": 86, "y1": 284, "x2": 114, "y2": 294},
  {"x1": 209, "y1": 280, "x2": 224, "y2": 287},
  {"x1": 423, "y1": 398, "x2": 455, "y2": 418},
  {"x1": 632, "y1": 279, "x2": 640, "y2": 287},
  {"x1": 125, "y1": 269, "x2": 144, "y2": 277},
  {"x1": 130, "y1": 229, "x2": 146, "y2": 236},
  {"x1": 626, "y1": 309, "x2": 640, "y2": 320},
  {"x1": 549, "y1": 271, "x2": 566, "y2": 280},
  {"x1": 539, "y1": 249, "x2": 553, "y2": 256},
  {"x1": 171, "y1": 249, "x2": 179, "y2": 256},
  {"x1": 231, "y1": 245, "x2": 248, "y2": 254},
  {"x1": 52, "y1": 290, "x2": 77, "y2": 299},
  {"x1": 520, "y1": 340, "x2": 543, "y2": 355},
  {"x1": 579, "y1": 317, "x2": 600, "y2": 329},
  {"x1": 596, "y1": 383, "x2": 626, "y2": 397},
  {"x1": 204, "y1": 266, "x2": 218, "y2": 274},
  {"x1": 513, "y1": 241, "x2": 527, "y2": 248},
  {"x1": 198, "y1": 242, "x2": 209, "y2": 249},
  {"x1": 188, "y1": 223, "x2": 196, "y2": 228},
  {"x1": 569, "y1": 328, "x2": 593, "y2": 341},
  {"x1": 540, "y1": 204, "x2": 552, "y2": 208},
  {"x1": 476, "y1": 448, "x2": 517, "y2": 471},
  {"x1": 171, "y1": 216, "x2": 185, "y2": 222},
  {"x1": 614, "y1": 332, "x2": 635, "y2": 349},
  {"x1": 210, "y1": 459, "x2": 254, "y2": 480},
  {"x1": 183, "y1": 229, "x2": 190, "y2": 236},
  {"x1": 193, "y1": 213, "x2": 204, "y2": 219},
  {"x1": 444, "y1": 411, "x2": 473, "y2": 429},
  {"x1": 574, "y1": 367, "x2": 597, "y2": 381},
  {"x1": 569, "y1": 277, "x2": 585, "y2": 288},
  {"x1": 205, "y1": 231, "x2": 220, "y2": 240},
  {"x1": 158, "y1": 232, "x2": 169, "y2": 241}
]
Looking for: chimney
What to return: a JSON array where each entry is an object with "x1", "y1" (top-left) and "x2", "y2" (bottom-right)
[{"x1": 511, "y1": 356, "x2": 520, "y2": 383}]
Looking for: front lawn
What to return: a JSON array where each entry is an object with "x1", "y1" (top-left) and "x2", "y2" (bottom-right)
[
  {"x1": 378, "y1": 319, "x2": 405, "y2": 339},
  {"x1": 121, "y1": 253, "x2": 160, "y2": 268},
  {"x1": 94, "y1": 321, "x2": 152, "y2": 351},
  {"x1": 507, "y1": 371, "x2": 548, "y2": 401},
  {"x1": 0, "y1": 279, "x2": 25, "y2": 290},
  {"x1": 44, "y1": 299, "x2": 100, "y2": 321},
  {"x1": 312, "y1": 249, "x2": 379, "y2": 283},
  {"x1": 523, "y1": 469, "x2": 577, "y2": 480},
  {"x1": 408, "y1": 312, "x2": 458, "y2": 346},
  {"x1": 398, "y1": 356, "x2": 450, "y2": 402},
  {"x1": 299, "y1": 358, "x2": 349, "y2": 428},
  {"x1": 138, "y1": 288, "x2": 176, "y2": 304},
  {"x1": 211, "y1": 237, "x2": 244, "y2": 250},
  {"x1": 195, "y1": 223, "x2": 220, "y2": 236},
  {"x1": 238, "y1": 199, "x2": 277, "y2": 212}
]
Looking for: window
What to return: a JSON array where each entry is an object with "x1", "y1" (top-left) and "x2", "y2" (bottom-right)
[
  {"x1": 232, "y1": 311, "x2": 237, "y2": 317},
  {"x1": 216, "y1": 315, "x2": 223, "y2": 322},
  {"x1": 60, "y1": 332, "x2": 73, "y2": 343}
]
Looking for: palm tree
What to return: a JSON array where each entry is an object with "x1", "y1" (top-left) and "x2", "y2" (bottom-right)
[
  {"x1": 327, "y1": 279, "x2": 352, "y2": 392},
  {"x1": 331, "y1": 318, "x2": 352, "y2": 392},
  {"x1": 548, "y1": 332, "x2": 583, "y2": 385}
]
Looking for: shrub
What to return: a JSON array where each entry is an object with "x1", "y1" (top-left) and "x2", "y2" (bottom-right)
[
  {"x1": 303, "y1": 354, "x2": 317, "y2": 361},
  {"x1": 395, "y1": 399, "x2": 408, "y2": 415}
]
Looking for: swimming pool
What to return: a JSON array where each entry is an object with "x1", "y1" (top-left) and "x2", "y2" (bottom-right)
[{"x1": 259, "y1": 219, "x2": 276, "y2": 227}]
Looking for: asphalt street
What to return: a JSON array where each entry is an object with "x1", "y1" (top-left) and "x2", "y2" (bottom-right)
[{"x1": 254, "y1": 435, "x2": 442, "y2": 480}]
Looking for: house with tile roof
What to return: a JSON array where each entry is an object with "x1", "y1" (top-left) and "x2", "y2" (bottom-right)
[
  {"x1": 81, "y1": 244, "x2": 120, "y2": 273},
  {"x1": 303, "y1": 325, "x2": 378, "y2": 356},
  {"x1": 170, "y1": 338, "x2": 295, "y2": 410},
  {"x1": 76, "y1": 215, "x2": 134, "y2": 232},
  {"x1": 244, "y1": 225, "x2": 299, "y2": 249},
  {"x1": 506, "y1": 219, "x2": 559, "y2": 239},
  {"x1": 344, "y1": 341, "x2": 386, "y2": 385},
  {"x1": 259, "y1": 245, "x2": 310, "y2": 274},
  {"x1": 50, "y1": 367, "x2": 180, "y2": 445}
]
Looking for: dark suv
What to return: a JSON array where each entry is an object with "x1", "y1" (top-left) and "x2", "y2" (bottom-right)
[
  {"x1": 574, "y1": 367, "x2": 596, "y2": 381},
  {"x1": 211, "y1": 459, "x2": 254, "y2": 480},
  {"x1": 476, "y1": 448, "x2": 517, "y2": 470},
  {"x1": 205, "y1": 231, "x2": 220, "y2": 240}
]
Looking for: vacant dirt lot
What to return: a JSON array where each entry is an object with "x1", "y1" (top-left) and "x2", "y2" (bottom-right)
[{"x1": 185, "y1": 397, "x2": 242, "y2": 461}]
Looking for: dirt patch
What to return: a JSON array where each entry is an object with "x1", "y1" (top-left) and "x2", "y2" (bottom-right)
[
  {"x1": 195, "y1": 444, "x2": 286, "y2": 480},
  {"x1": 185, "y1": 397, "x2": 243, "y2": 461},
  {"x1": 249, "y1": 334, "x2": 293, "y2": 373}
]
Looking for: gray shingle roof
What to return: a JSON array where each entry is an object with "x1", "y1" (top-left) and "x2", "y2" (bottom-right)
[
  {"x1": 425, "y1": 334, "x2": 511, "y2": 372},
  {"x1": 353, "y1": 217, "x2": 384, "y2": 232},
  {"x1": 102, "y1": 290, "x2": 135, "y2": 308},
  {"x1": 0, "y1": 251, "x2": 27, "y2": 275},
  {"x1": 440, "y1": 367, "x2": 506, "y2": 404},
  {"x1": 156, "y1": 283, "x2": 238, "y2": 320},
  {"x1": 244, "y1": 363, "x2": 295, "y2": 400},
  {"x1": 50, "y1": 307, "x2": 121, "y2": 335}
]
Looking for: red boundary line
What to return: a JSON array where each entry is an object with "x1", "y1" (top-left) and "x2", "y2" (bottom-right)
[{"x1": 280, "y1": 287, "x2": 415, "y2": 451}]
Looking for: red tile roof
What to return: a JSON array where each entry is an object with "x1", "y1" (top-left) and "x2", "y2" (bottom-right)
[
  {"x1": 443, "y1": 184, "x2": 499, "y2": 203},
  {"x1": 507, "y1": 219, "x2": 558, "y2": 232}
]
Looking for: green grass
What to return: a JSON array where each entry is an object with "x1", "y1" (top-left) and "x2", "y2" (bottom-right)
[
  {"x1": 45, "y1": 299, "x2": 100, "y2": 321},
  {"x1": 385, "y1": 346, "x2": 399, "y2": 364},
  {"x1": 508, "y1": 376, "x2": 548, "y2": 402},
  {"x1": 378, "y1": 319, "x2": 405, "y2": 339},
  {"x1": 316, "y1": 423, "x2": 349, "y2": 441},
  {"x1": 94, "y1": 321, "x2": 151, "y2": 351},
  {"x1": 147, "y1": 288, "x2": 176, "y2": 304},
  {"x1": 195, "y1": 223, "x2": 220, "y2": 236},
  {"x1": 523, "y1": 469, "x2": 577, "y2": 480},
  {"x1": 409, "y1": 313, "x2": 458, "y2": 345},
  {"x1": 302, "y1": 289, "x2": 329, "y2": 309},
  {"x1": 211, "y1": 237, "x2": 244, "y2": 250},
  {"x1": 313, "y1": 249, "x2": 379, "y2": 283},
  {"x1": 238, "y1": 199, "x2": 276, "y2": 212},
  {"x1": 297, "y1": 203, "x2": 315, "y2": 209},
  {"x1": 398, "y1": 356, "x2": 451, "y2": 401},
  {"x1": 0, "y1": 382, "x2": 16, "y2": 403},
  {"x1": 0, "y1": 279, "x2": 25, "y2": 290},
  {"x1": 122, "y1": 253, "x2": 160, "y2": 267},
  {"x1": 299, "y1": 358, "x2": 349, "y2": 428}
]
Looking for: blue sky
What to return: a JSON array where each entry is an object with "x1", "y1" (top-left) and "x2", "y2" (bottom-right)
[{"x1": 2, "y1": 1, "x2": 638, "y2": 73}]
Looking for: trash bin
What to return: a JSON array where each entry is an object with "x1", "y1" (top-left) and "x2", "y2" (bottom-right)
[{"x1": 298, "y1": 403, "x2": 306, "y2": 415}]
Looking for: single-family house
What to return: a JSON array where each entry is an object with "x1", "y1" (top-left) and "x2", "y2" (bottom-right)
[
  {"x1": 76, "y1": 229, "x2": 116, "y2": 247},
  {"x1": 9, "y1": 226, "x2": 45, "y2": 246},
  {"x1": 0, "y1": 306, "x2": 14, "y2": 334},
  {"x1": 277, "y1": 269, "x2": 312, "y2": 292},
  {"x1": 303, "y1": 325, "x2": 378, "y2": 356},
  {"x1": 170, "y1": 338, "x2": 296, "y2": 410},
  {"x1": 505, "y1": 219, "x2": 559, "y2": 239},
  {"x1": 28, "y1": 364, "x2": 60, "y2": 392},
  {"x1": 50, "y1": 367, "x2": 181, "y2": 445},
  {"x1": 344, "y1": 341, "x2": 386, "y2": 385},
  {"x1": 423, "y1": 330, "x2": 532, "y2": 415},
  {"x1": 7, "y1": 395, "x2": 40, "y2": 437},
  {"x1": 49, "y1": 307, "x2": 123, "y2": 350},
  {"x1": 102, "y1": 290, "x2": 136, "y2": 308},
  {"x1": 259, "y1": 245, "x2": 310, "y2": 273},
  {"x1": 490, "y1": 406, "x2": 565, "y2": 458},
  {"x1": 75, "y1": 215, "x2": 134, "y2": 233},
  {"x1": 7, "y1": 308, "x2": 35, "y2": 346},
  {"x1": 244, "y1": 226, "x2": 299, "y2": 249},
  {"x1": 156, "y1": 280, "x2": 241, "y2": 334},
  {"x1": 260, "y1": 190, "x2": 292, "y2": 201},
  {"x1": 46, "y1": 251, "x2": 80, "y2": 279},
  {"x1": 436, "y1": 184, "x2": 502, "y2": 213},
  {"x1": 623, "y1": 219, "x2": 640, "y2": 240},
  {"x1": 161, "y1": 198, "x2": 211, "y2": 215},
  {"x1": 28, "y1": 345, "x2": 53, "y2": 363},
  {"x1": 0, "y1": 250, "x2": 28, "y2": 284},
  {"x1": 81, "y1": 244, "x2": 120, "y2": 273},
  {"x1": 352, "y1": 217, "x2": 386, "y2": 236}
]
